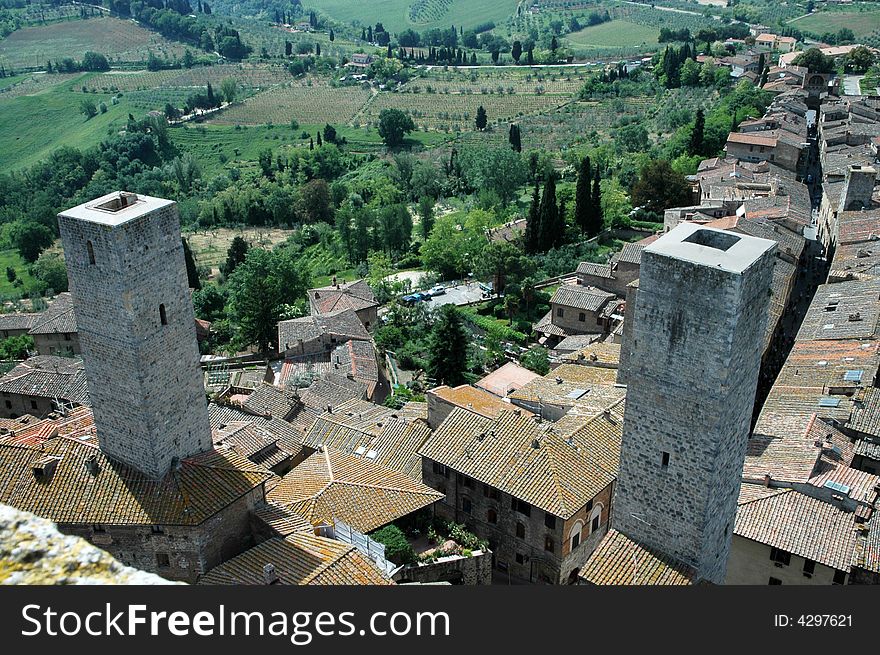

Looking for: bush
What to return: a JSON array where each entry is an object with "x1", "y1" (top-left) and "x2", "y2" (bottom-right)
[{"x1": 370, "y1": 525, "x2": 416, "y2": 565}]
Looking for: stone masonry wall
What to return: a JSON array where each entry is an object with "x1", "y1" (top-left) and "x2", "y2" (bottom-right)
[
  {"x1": 57, "y1": 200, "x2": 212, "y2": 479},
  {"x1": 613, "y1": 237, "x2": 775, "y2": 584}
]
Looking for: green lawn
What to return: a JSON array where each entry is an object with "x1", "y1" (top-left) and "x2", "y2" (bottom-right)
[
  {"x1": 307, "y1": 0, "x2": 519, "y2": 33},
  {"x1": 566, "y1": 20, "x2": 660, "y2": 49},
  {"x1": 0, "y1": 75, "x2": 134, "y2": 173},
  {"x1": 796, "y1": 10, "x2": 880, "y2": 38},
  {"x1": 0, "y1": 249, "x2": 41, "y2": 299}
]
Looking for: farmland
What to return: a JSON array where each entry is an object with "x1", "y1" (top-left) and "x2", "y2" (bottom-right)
[
  {"x1": 306, "y1": 0, "x2": 520, "y2": 33},
  {"x1": 566, "y1": 20, "x2": 660, "y2": 50},
  {"x1": 0, "y1": 16, "x2": 187, "y2": 70},
  {"x1": 0, "y1": 76, "x2": 133, "y2": 173},
  {"x1": 185, "y1": 227, "x2": 294, "y2": 271},
  {"x1": 0, "y1": 249, "x2": 42, "y2": 300},
  {"x1": 794, "y1": 9, "x2": 880, "y2": 40}
]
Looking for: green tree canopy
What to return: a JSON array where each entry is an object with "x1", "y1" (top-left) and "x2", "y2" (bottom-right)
[
  {"x1": 378, "y1": 108, "x2": 416, "y2": 147},
  {"x1": 427, "y1": 304, "x2": 469, "y2": 386}
]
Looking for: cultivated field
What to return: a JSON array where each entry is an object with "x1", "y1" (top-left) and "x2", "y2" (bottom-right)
[
  {"x1": 208, "y1": 80, "x2": 372, "y2": 126},
  {"x1": 83, "y1": 63, "x2": 292, "y2": 93},
  {"x1": 306, "y1": 0, "x2": 519, "y2": 32},
  {"x1": 0, "y1": 76, "x2": 132, "y2": 173},
  {"x1": 185, "y1": 227, "x2": 294, "y2": 272},
  {"x1": 0, "y1": 17, "x2": 187, "y2": 70},
  {"x1": 0, "y1": 71, "x2": 81, "y2": 100},
  {"x1": 566, "y1": 20, "x2": 660, "y2": 49},
  {"x1": 795, "y1": 10, "x2": 880, "y2": 39}
]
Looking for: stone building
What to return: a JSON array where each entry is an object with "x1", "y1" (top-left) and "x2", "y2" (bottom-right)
[
  {"x1": 419, "y1": 407, "x2": 620, "y2": 584},
  {"x1": 607, "y1": 223, "x2": 776, "y2": 584},
  {"x1": 58, "y1": 191, "x2": 212, "y2": 479},
  {"x1": 27, "y1": 293, "x2": 79, "y2": 356},
  {"x1": 308, "y1": 279, "x2": 379, "y2": 331},
  {"x1": 0, "y1": 355, "x2": 88, "y2": 418},
  {"x1": 533, "y1": 285, "x2": 619, "y2": 345}
]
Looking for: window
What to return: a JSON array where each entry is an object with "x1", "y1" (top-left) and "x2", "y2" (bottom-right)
[
  {"x1": 432, "y1": 461, "x2": 450, "y2": 478},
  {"x1": 588, "y1": 504, "x2": 603, "y2": 534},
  {"x1": 159, "y1": 304, "x2": 167, "y2": 326},
  {"x1": 463, "y1": 476, "x2": 474, "y2": 489},
  {"x1": 544, "y1": 513, "x2": 556, "y2": 530},
  {"x1": 151, "y1": 525, "x2": 164, "y2": 535},
  {"x1": 487, "y1": 508, "x2": 497, "y2": 524},
  {"x1": 661, "y1": 451, "x2": 670, "y2": 467},
  {"x1": 570, "y1": 520, "x2": 583, "y2": 550},
  {"x1": 803, "y1": 559, "x2": 815, "y2": 577},
  {"x1": 461, "y1": 497, "x2": 472, "y2": 514},
  {"x1": 591, "y1": 514, "x2": 600, "y2": 533},
  {"x1": 156, "y1": 553, "x2": 171, "y2": 568},
  {"x1": 768, "y1": 577, "x2": 782, "y2": 585},
  {"x1": 4, "y1": 401, "x2": 10, "y2": 410},
  {"x1": 87, "y1": 240, "x2": 95, "y2": 265},
  {"x1": 770, "y1": 547, "x2": 791, "y2": 566},
  {"x1": 512, "y1": 498, "x2": 531, "y2": 517},
  {"x1": 92, "y1": 524, "x2": 105, "y2": 533},
  {"x1": 544, "y1": 536, "x2": 554, "y2": 552},
  {"x1": 63, "y1": 333, "x2": 71, "y2": 341},
  {"x1": 515, "y1": 553, "x2": 524, "y2": 565},
  {"x1": 30, "y1": 400, "x2": 38, "y2": 410},
  {"x1": 483, "y1": 484, "x2": 500, "y2": 500},
  {"x1": 556, "y1": 307, "x2": 564, "y2": 318},
  {"x1": 579, "y1": 312, "x2": 586, "y2": 322},
  {"x1": 833, "y1": 570, "x2": 846, "y2": 585},
  {"x1": 516, "y1": 522, "x2": 526, "y2": 539}
]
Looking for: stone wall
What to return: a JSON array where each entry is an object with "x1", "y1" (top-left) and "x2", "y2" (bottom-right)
[
  {"x1": 613, "y1": 227, "x2": 775, "y2": 584},
  {"x1": 33, "y1": 332, "x2": 80, "y2": 357},
  {"x1": 725, "y1": 535, "x2": 844, "y2": 585},
  {"x1": 0, "y1": 503, "x2": 178, "y2": 584},
  {"x1": 396, "y1": 550, "x2": 493, "y2": 585},
  {"x1": 58, "y1": 197, "x2": 212, "y2": 479}
]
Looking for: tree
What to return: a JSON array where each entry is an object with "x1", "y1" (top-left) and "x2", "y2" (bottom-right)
[
  {"x1": 792, "y1": 48, "x2": 835, "y2": 74},
  {"x1": 479, "y1": 241, "x2": 522, "y2": 294},
  {"x1": 80, "y1": 98, "x2": 97, "y2": 119},
  {"x1": 843, "y1": 46, "x2": 876, "y2": 74},
  {"x1": 10, "y1": 221, "x2": 53, "y2": 262},
  {"x1": 377, "y1": 108, "x2": 416, "y2": 147},
  {"x1": 182, "y1": 238, "x2": 201, "y2": 290},
  {"x1": 427, "y1": 304, "x2": 468, "y2": 386},
  {"x1": 475, "y1": 105, "x2": 487, "y2": 131},
  {"x1": 631, "y1": 160, "x2": 693, "y2": 214},
  {"x1": 508, "y1": 123, "x2": 521, "y2": 152},
  {"x1": 511, "y1": 40, "x2": 522, "y2": 63},
  {"x1": 227, "y1": 247, "x2": 310, "y2": 354},
  {"x1": 206, "y1": 82, "x2": 216, "y2": 107},
  {"x1": 222, "y1": 236, "x2": 249, "y2": 278},
  {"x1": 5, "y1": 267, "x2": 15, "y2": 283},
  {"x1": 418, "y1": 195, "x2": 434, "y2": 240},
  {"x1": 30, "y1": 252, "x2": 68, "y2": 293},
  {"x1": 220, "y1": 78, "x2": 238, "y2": 103},
  {"x1": 329, "y1": 28, "x2": 334, "y2": 42},
  {"x1": 0, "y1": 334, "x2": 34, "y2": 360},
  {"x1": 688, "y1": 108, "x2": 705, "y2": 156},
  {"x1": 537, "y1": 174, "x2": 562, "y2": 251},
  {"x1": 524, "y1": 182, "x2": 541, "y2": 254},
  {"x1": 589, "y1": 167, "x2": 603, "y2": 236},
  {"x1": 520, "y1": 345, "x2": 550, "y2": 375},
  {"x1": 323, "y1": 124, "x2": 337, "y2": 144},
  {"x1": 81, "y1": 51, "x2": 109, "y2": 71},
  {"x1": 299, "y1": 179, "x2": 334, "y2": 224},
  {"x1": 575, "y1": 157, "x2": 593, "y2": 236}
]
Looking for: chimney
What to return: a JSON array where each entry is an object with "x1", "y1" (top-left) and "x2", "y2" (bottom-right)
[
  {"x1": 84, "y1": 454, "x2": 99, "y2": 476},
  {"x1": 263, "y1": 563, "x2": 278, "y2": 585},
  {"x1": 32, "y1": 456, "x2": 59, "y2": 482}
]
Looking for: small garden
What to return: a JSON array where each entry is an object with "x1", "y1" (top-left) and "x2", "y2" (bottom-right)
[{"x1": 370, "y1": 512, "x2": 489, "y2": 567}]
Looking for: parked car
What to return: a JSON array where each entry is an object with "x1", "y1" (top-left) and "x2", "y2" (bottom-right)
[
  {"x1": 430, "y1": 285, "x2": 446, "y2": 296},
  {"x1": 401, "y1": 294, "x2": 422, "y2": 305}
]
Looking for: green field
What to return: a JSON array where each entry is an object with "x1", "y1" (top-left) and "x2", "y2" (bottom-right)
[
  {"x1": 566, "y1": 20, "x2": 660, "y2": 49},
  {"x1": 0, "y1": 249, "x2": 41, "y2": 299},
  {"x1": 0, "y1": 75, "x2": 133, "y2": 173},
  {"x1": 307, "y1": 0, "x2": 519, "y2": 33},
  {"x1": 0, "y1": 16, "x2": 187, "y2": 70},
  {"x1": 795, "y1": 10, "x2": 880, "y2": 38}
]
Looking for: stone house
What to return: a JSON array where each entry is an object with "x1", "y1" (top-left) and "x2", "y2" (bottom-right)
[
  {"x1": 278, "y1": 308, "x2": 371, "y2": 358},
  {"x1": 0, "y1": 355, "x2": 88, "y2": 419},
  {"x1": 419, "y1": 407, "x2": 618, "y2": 584},
  {"x1": 308, "y1": 279, "x2": 379, "y2": 331},
  {"x1": 724, "y1": 131, "x2": 805, "y2": 172},
  {"x1": 27, "y1": 293, "x2": 79, "y2": 356}
]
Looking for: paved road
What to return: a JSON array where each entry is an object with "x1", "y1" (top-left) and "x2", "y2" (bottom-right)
[
  {"x1": 842, "y1": 75, "x2": 865, "y2": 96},
  {"x1": 420, "y1": 282, "x2": 487, "y2": 308}
]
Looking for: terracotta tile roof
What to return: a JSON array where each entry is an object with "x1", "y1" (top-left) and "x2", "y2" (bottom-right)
[
  {"x1": 243, "y1": 383, "x2": 301, "y2": 421},
  {"x1": 429, "y1": 384, "x2": 515, "y2": 420},
  {"x1": 302, "y1": 402, "x2": 432, "y2": 481},
  {"x1": 509, "y1": 365, "x2": 623, "y2": 416},
  {"x1": 308, "y1": 279, "x2": 378, "y2": 316},
  {"x1": 564, "y1": 399, "x2": 625, "y2": 476},
  {"x1": 553, "y1": 334, "x2": 604, "y2": 354},
  {"x1": 550, "y1": 285, "x2": 615, "y2": 312},
  {"x1": 199, "y1": 534, "x2": 393, "y2": 585},
  {"x1": 213, "y1": 421, "x2": 302, "y2": 471},
  {"x1": 28, "y1": 293, "x2": 77, "y2": 335},
  {"x1": 560, "y1": 341, "x2": 621, "y2": 366},
  {"x1": 277, "y1": 309, "x2": 370, "y2": 351},
  {"x1": 533, "y1": 310, "x2": 577, "y2": 338},
  {"x1": 797, "y1": 279, "x2": 880, "y2": 342},
  {"x1": 0, "y1": 437, "x2": 272, "y2": 526},
  {"x1": 331, "y1": 340, "x2": 379, "y2": 396},
  {"x1": 735, "y1": 489, "x2": 858, "y2": 572},
  {"x1": 580, "y1": 529, "x2": 698, "y2": 585},
  {"x1": 576, "y1": 262, "x2": 614, "y2": 279},
  {"x1": 0, "y1": 312, "x2": 40, "y2": 331},
  {"x1": 268, "y1": 447, "x2": 443, "y2": 532},
  {"x1": 475, "y1": 362, "x2": 541, "y2": 397},
  {"x1": 852, "y1": 514, "x2": 880, "y2": 574},
  {"x1": 727, "y1": 132, "x2": 778, "y2": 148},
  {"x1": 615, "y1": 242, "x2": 647, "y2": 266},
  {"x1": 838, "y1": 210, "x2": 880, "y2": 247},
  {"x1": 0, "y1": 356, "x2": 89, "y2": 405},
  {"x1": 419, "y1": 408, "x2": 614, "y2": 518},
  {"x1": 252, "y1": 501, "x2": 315, "y2": 537}
]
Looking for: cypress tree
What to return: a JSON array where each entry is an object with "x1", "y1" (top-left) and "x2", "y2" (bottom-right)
[
  {"x1": 589, "y1": 167, "x2": 603, "y2": 234},
  {"x1": 575, "y1": 157, "x2": 592, "y2": 235},
  {"x1": 508, "y1": 124, "x2": 521, "y2": 152},
  {"x1": 427, "y1": 305, "x2": 469, "y2": 386},
  {"x1": 475, "y1": 105, "x2": 487, "y2": 131},
  {"x1": 537, "y1": 174, "x2": 559, "y2": 251},
  {"x1": 688, "y1": 109, "x2": 705, "y2": 156},
  {"x1": 182, "y1": 238, "x2": 201, "y2": 290},
  {"x1": 524, "y1": 182, "x2": 541, "y2": 254}
]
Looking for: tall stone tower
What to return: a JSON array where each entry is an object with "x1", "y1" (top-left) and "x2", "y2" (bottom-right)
[
  {"x1": 840, "y1": 165, "x2": 877, "y2": 212},
  {"x1": 613, "y1": 223, "x2": 775, "y2": 584},
  {"x1": 58, "y1": 192, "x2": 211, "y2": 479}
]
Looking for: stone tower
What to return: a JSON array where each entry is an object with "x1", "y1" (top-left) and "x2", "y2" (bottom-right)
[
  {"x1": 840, "y1": 165, "x2": 877, "y2": 212},
  {"x1": 58, "y1": 192, "x2": 211, "y2": 479},
  {"x1": 613, "y1": 223, "x2": 775, "y2": 584}
]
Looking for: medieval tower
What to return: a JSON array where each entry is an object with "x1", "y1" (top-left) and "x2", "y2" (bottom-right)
[
  {"x1": 58, "y1": 191, "x2": 212, "y2": 479},
  {"x1": 613, "y1": 223, "x2": 776, "y2": 584}
]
